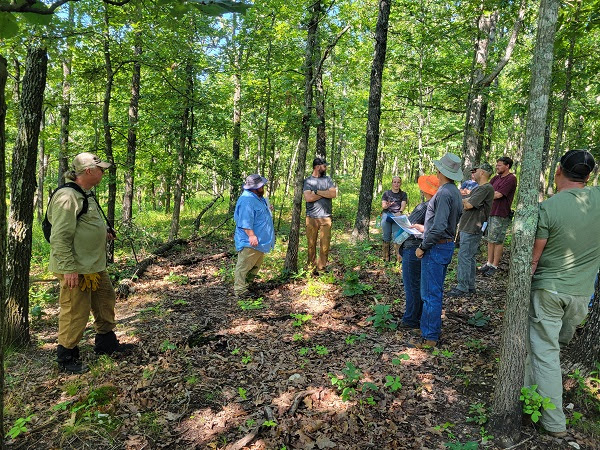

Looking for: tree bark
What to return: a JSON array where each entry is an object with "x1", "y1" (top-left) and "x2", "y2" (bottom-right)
[
  {"x1": 57, "y1": 1, "x2": 74, "y2": 185},
  {"x1": 34, "y1": 110, "x2": 48, "y2": 223},
  {"x1": 490, "y1": 0, "x2": 559, "y2": 445},
  {"x1": 0, "y1": 52, "x2": 9, "y2": 449},
  {"x1": 352, "y1": 0, "x2": 391, "y2": 241},
  {"x1": 283, "y1": 2, "x2": 319, "y2": 273},
  {"x1": 169, "y1": 65, "x2": 193, "y2": 240},
  {"x1": 103, "y1": 5, "x2": 116, "y2": 261},
  {"x1": 546, "y1": 0, "x2": 580, "y2": 196},
  {"x1": 563, "y1": 281, "x2": 599, "y2": 376},
  {"x1": 122, "y1": 11, "x2": 142, "y2": 226},
  {"x1": 5, "y1": 47, "x2": 48, "y2": 348},
  {"x1": 314, "y1": 22, "x2": 326, "y2": 159},
  {"x1": 462, "y1": 0, "x2": 527, "y2": 174},
  {"x1": 228, "y1": 14, "x2": 244, "y2": 214}
]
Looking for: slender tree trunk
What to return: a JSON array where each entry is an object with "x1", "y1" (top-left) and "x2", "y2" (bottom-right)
[
  {"x1": 228, "y1": 14, "x2": 244, "y2": 214},
  {"x1": 314, "y1": 24, "x2": 326, "y2": 159},
  {"x1": 103, "y1": 6, "x2": 116, "y2": 261},
  {"x1": 462, "y1": 10, "x2": 497, "y2": 175},
  {"x1": 5, "y1": 47, "x2": 47, "y2": 348},
  {"x1": 122, "y1": 13, "x2": 142, "y2": 226},
  {"x1": 352, "y1": 0, "x2": 391, "y2": 240},
  {"x1": 490, "y1": 0, "x2": 559, "y2": 445},
  {"x1": 547, "y1": 0, "x2": 580, "y2": 196},
  {"x1": 169, "y1": 65, "x2": 193, "y2": 240},
  {"x1": 462, "y1": 0, "x2": 527, "y2": 174},
  {"x1": 57, "y1": 2, "x2": 74, "y2": 185},
  {"x1": 283, "y1": 2, "x2": 319, "y2": 273},
  {"x1": 0, "y1": 53, "x2": 9, "y2": 449}
]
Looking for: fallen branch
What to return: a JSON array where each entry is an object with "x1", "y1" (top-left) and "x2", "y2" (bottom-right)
[{"x1": 191, "y1": 193, "x2": 223, "y2": 235}]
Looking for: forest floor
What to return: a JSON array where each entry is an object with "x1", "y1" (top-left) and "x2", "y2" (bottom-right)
[{"x1": 4, "y1": 235, "x2": 600, "y2": 449}]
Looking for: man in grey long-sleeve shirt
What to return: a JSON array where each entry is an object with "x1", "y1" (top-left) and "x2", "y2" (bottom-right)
[{"x1": 410, "y1": 153, "x2": 463, "y2": 348}]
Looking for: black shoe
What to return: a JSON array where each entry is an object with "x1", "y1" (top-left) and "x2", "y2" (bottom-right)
[
  {"x1": 477, "y1": 264, "x2": 491, "y2": 273},
  {"x1": 482, "y1": 267, "x2": 497, "y2": 277},
  {"x1": 94, "y1": 331, "x2": 135, "y2": 355},
  {"x1": 469, "y1": 289, "x2": 476, "y2": 295},
  {"x1": 446, "y1": 287, "x2": 468, "y2": 298},
  {"x1": 57, "y1": 345, "x2": 89, "y2": 374}
]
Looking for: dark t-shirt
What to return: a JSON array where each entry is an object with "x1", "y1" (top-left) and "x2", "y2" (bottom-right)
[
  {"x1": 490, "y1": 173, "x2": 517, "y2": 217},
  {"x1": 459, "y1": 183, "x2": 495, "y2": 234},
  {"x1": 303, "y1": 176, "x2": 336, "y2": 218},
  {"x1": 403, "y1": 201, "x2": 428, "y2": 249},
  {"x1": 381, "y1": 189, "x2": 407, "y2": 214},
  {"x1": 421, "y1": 183, "x2": 462, "y2": 251}
]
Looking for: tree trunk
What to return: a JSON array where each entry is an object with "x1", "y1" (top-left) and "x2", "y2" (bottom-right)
[
  {"x1": 103, "y1": 6, "x2": 116, "y2": 262},
  {"x1": 462, "y1": 10, "x2": 497, "y2": 175},
  {"x1": 314, "y1": 24, "x2": 326, "y2": 159},
  {"x1": 5, "y1": 47, "x2": 47, "y2": 348},
  {"x1": 546, "y1": 0, "x2": 580, "y2": 196},
  {"x1": 169, "y1": 65, "x2": 193, "y2": 240},
  {"x1": 122, "y1": 15, "x2": 142, "y2": 226},
  {"x1": 283, "y1": 2, "x2": 319, "y2": 273},
  {"x1": 462, "y1": 0, "x2": 527, "y2": 174},
  {"x1": 228, "y1": 14, "x2": 244, "y2": 214},
  {"x1": 0, "y1": 52, "x2": 9, "y2": 449},
  {"x1": 490, "y1": 0, "x2": 559, "y2": 445},
  {"x1": 352, "y1": 0, "x2": 391, "y2": 241},
  {"x1": 563, "y1": 281, "x2": 599, "y2": 376},
  {"x1": 34, "y1": 110, "x2": 48, "y2": 223},
  {"x1": 57, "y1": 2, "x2": 74, "y2": 185}
]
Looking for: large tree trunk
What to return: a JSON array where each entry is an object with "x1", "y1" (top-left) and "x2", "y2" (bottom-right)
[
  {"x1": 283, "y1": 1, "x2": 319, "y2": 273},
  {"x1": 0, "y1": 53, "x2": 9, "y2": 449},
  {"x1": 122, "y1": 15, "x2": 142, "y2": 226},
  {"x1": 34, "y1": 110, "x2": 48, "y2": 223},
  {"x1": 352, "y1": 0, "x2": 391, "y2": 241},
  {"x1": 5, "y1": 47, "x2": 47, "y2": 348},
  {"x1": 57, "y1": 2, "x2": 74, "y2": 185},
  {"x1": 490, "y1": 0, "x2": 559, "y2": 445}
]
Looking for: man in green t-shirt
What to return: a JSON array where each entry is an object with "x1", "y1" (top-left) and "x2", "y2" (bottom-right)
[
  {"x1": 49, "y1": 153, "x2": 134, "y2": 374},
  {"x1": 526, "y1": 149, "x2": 600, "y2": 437}
]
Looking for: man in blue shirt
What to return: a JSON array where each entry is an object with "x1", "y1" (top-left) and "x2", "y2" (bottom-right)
[{"x1": 233, "y1": 174, "x2": 275, "y2": 298}]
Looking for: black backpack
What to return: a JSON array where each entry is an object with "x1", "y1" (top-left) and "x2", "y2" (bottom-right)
[{"x1": 42, "y1": 182, "x2": 89, "y2": 243}]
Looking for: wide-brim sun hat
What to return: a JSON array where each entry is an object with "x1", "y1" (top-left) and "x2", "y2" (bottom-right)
[
  {"x1": 433, "y1": 152, "x2": 463, "y2": 181},
  {"x1": 417, "y1": 174, "x2": 440, "y2": 196},
  {"x1": 243, "y1": 174, "x2": 268, "y2": 190}
]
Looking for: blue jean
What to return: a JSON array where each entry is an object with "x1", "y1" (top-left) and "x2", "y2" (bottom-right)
[
  {"x1": 456, "y1": 231, "x2": 482, "y2": 293},
  {"x1": 381, "y1": 214, "x2": 400, "y2": 242},
  {"x1": 420, "y1": 241, "x2": 454, "y2": 341},
  {"x1": 402, "y1": 247, "x2": 422, "y2": 327}
]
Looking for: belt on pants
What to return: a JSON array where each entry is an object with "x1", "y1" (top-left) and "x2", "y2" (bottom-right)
[{"x1": 436, "y1": 238, "x2": 453, "y2": 244}]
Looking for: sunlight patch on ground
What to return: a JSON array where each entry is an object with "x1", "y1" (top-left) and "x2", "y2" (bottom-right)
[
  {"x1": 177, "y1": 403, "x2": 246, "y2": 446},
  {"x1": 291, "y1": 295, "x2": 336, "y2": 315},
  {"x1": 222, "y1": 318, "x2": 274, "y2": 336},
  {"x1": 271, "y1": 386, "x2": 352, "y2": 416}
]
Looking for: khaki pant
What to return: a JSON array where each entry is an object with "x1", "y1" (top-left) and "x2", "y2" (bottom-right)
[
  {"x1": 56, "y1": 270, "x2": 116, "y2": 349},
  {"x1": 525, "y1": 289, "x2": 589, "y2": 432},
  {"x1": 306, "y1": 216, "x2": 332, "y2": 270},
  {"x1": 234, "y1": 247, "x2": 265, "y2": 296}
]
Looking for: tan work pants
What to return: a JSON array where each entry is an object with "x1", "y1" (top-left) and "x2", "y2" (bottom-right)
[
  {"x1": 306, "y1": 216, "x2": 332, "y2": 270},
  {"x1": 56, "y1": 270, "x2": 116, "y2": 349},
  {"x1": 234, "y1": 247, "x2": 265, "y2": 296}
]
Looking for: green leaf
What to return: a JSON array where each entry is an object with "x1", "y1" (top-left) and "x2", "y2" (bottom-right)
[
  {"x1": 0, "y1": 12, "x2": 19, "y2": 39},
  {"x1": 188, "y1": 0, "x2": 252, "y2": 16},
  {"x1": 20, "y1": 11, "x2": 53, "y2": 25}
]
